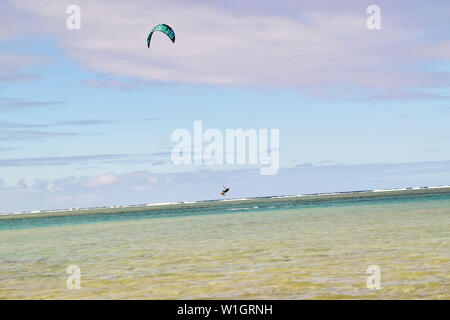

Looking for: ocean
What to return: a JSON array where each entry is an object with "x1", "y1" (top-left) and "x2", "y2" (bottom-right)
[{"x1": 0, "y1": 189, "x2": 449, "y2": 299}]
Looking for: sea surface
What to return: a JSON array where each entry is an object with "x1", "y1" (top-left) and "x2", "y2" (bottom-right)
[{"x1": 0, "y1": 191, "x2": 449, "y2": 299}]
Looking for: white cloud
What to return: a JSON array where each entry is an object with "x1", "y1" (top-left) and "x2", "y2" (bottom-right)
[
  {"x1": 83, "y1": 173, "x2": 118, "y2": 188},
  {"x1": 8, "y1": 0, "x2": 450, "y2": 95},
  {"x1": 0, "y1": 53, "x2": 43, "y2": 83},
  {"x1": 80, "y1": 172, "x2": 159, "y2": 188}
]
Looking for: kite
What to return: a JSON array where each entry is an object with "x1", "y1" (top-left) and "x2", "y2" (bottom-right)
[{"x1": 147, "y1": 24, "x2": 175, "y2": 48}]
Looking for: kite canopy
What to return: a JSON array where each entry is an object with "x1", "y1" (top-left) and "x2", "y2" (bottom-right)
[{"x1": 147, "y1": 24, "x2": 175, "y2": 48}]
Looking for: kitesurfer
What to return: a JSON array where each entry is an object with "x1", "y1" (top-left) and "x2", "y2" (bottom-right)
[{"x1": 221, "y1": 186, "x2": 230, "y2": 196}]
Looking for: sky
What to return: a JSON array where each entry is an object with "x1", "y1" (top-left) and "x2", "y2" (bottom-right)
[{"x1": 1, "y1": 0, "x2": 450, "y2": 213}]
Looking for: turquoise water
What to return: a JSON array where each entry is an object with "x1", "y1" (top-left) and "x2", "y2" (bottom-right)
[
  {"x1": 1, "y1": 192, "x2": 448, "y2": 231},
  {"x1": 0, "y1": 191, "x2": 449, "y2": 299}
]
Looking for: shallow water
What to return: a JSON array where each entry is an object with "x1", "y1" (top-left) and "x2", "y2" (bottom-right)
[{"x1": 0, "y1": 193, "x2": 449, "y2": 299}]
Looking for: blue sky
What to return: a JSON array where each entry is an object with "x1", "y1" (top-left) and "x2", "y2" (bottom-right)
[{"x1": 1, "y1": 0, "x2": 450, "y2": 213}]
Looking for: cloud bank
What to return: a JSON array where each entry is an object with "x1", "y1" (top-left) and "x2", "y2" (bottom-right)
[
  {"x1": 7, "y1": 0, "x2": 450, "y2": 97},
  {"x1": 2, "y1": 160, "x2": 450, "y2": 213}
]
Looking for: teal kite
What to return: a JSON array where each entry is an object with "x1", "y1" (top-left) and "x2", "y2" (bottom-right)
[{"x1": 147, "y1": 24, "x2": 175, "y2": 48}]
